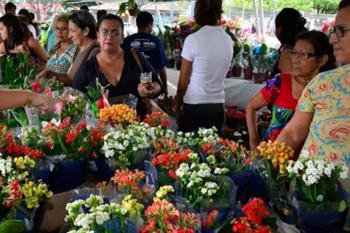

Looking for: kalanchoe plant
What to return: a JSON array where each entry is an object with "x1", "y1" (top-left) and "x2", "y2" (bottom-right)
[
  {"x1": 287, "y1": 150, "x2": 348, "y2": 203},
  {"x1": 65, "y1": 194, "x2": 144, "y2": 233},
  {"x1": 0, "y1": 153, "x2": 52, "y2": 219},
  {"x1": 37, "y1": 117, "x2": 91, "y2": 160},
  {"x1": 143, "y1": 111, "x2": 169, "y2": 128},
  {"x1": 231, "y1": 198, "x2": 275, "y2": 233},
  {"x1": 176, "y1": 127, "x2": 219, "y2": 153}
]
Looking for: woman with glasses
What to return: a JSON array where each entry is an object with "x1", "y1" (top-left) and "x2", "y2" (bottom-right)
[
  {"x1": 38, "y1": 10, "x2": 99, "y2": 85},
  {"x1": 246, "y1": 30, "x2": 336, "y2": 151},
  {"x1": 36, "y1": 13, "x2": 77, "y2": 80},
  {"x1": 72, "y1": 14, "x2": 162, "y2": 119}
]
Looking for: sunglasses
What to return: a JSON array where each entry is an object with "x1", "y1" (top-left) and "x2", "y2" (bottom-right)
[
  {"x1": 289, "y1": 50, "x2": 318, "y2": 59},
  {"x1": 329, "y1": 25, "x2": 350, "y2": 38}
]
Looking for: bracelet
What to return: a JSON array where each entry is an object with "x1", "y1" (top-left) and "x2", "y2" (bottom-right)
[{"x1": 25, "y1": 90, "x2": 34, "y2": 106}]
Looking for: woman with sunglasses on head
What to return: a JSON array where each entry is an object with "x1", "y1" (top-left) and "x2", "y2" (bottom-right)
[
  {"x1": 37, "y1": 10, "x2": 99, "y2": 85},
  {"x1": 246, "y1": 30, "x2": 336, "y2": 151},
  {"x1": 72, "y1": 14, "x2": 162, "y2": 119},
  {"x1": 36, "y1": 13, "x2": 77, "y2": 80}
]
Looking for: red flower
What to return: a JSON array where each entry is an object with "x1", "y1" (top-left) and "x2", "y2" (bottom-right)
[
  {"x1": 65, "y1": 132, "x2": 75, "y2": 144},
  {"x1": 31, "y1": 81, "x2": 42, "y2": 93}
]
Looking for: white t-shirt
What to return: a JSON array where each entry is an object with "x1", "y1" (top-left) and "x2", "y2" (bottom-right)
[{"x1": 181, "y1": 25, "x2": 233, "y2": 104}]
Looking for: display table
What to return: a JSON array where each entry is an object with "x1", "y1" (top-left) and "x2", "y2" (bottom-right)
[{"x1": 224, "y1": 78, "x2": 264, "y2": 109}]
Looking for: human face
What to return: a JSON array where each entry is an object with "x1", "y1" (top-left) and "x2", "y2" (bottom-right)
[
  {"x1": 0, "y1": 22, "x2": 9, "y2": 41},
  {"x1": 97, "y1": 19, "x2": 123, "y2": 53},
  {"x1": 68, "y1": 21, "x2": 86, "y2": 45},
  {"x1": 291, "y1": 39, "x2": 323, "y2": 78},
  {"x1": 55, "y1": 21, "x2": 70, "y2": 43},
  {"x1": 5, "y1": 8, "x2": 16, "y2": 15},
  {"x1": 330, "y1": 6, "x2": 350, "y2": 64}
]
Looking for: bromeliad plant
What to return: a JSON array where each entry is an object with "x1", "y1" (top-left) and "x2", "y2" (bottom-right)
[
  {"x1": 286, "y1": 150, "x2": 348, "y2": 203},
  {"x1": 37, "y1": 117, "x2": 91, "y2": 160},
  {"x1": 65, "y1": 194, "x2": 144, "y2": 233}
]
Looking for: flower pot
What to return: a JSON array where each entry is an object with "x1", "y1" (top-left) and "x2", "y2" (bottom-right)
[
  {"x1": 232, "y1": 65, "x2": 242, "y2": 77},
  {"x1": 291, "y1": 194, "x2": 347, "y2": 233},
  {"x1": 253, "y1": 72, "x2": 267, "y2": 83},
  {"x1": 243, "y1": 67, "x2": 253, "y2": 80},
  {"x1": 49, "y1": 158, "x2": 88, "y2": 193}
]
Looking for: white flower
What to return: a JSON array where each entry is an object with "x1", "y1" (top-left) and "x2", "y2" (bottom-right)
[
  {"x1": 324, "y1": 167, "x2": 332, "y2": 177},
  {"x1": 340, "y1": 165, "x2": 348, "y2": 179},
  {"x1": 104, "y1": 150, "x2": 114, "y2": 158},
  {"x1": 175, "y1": 163, "x2": 189, "y2": 178},
  {"x1": 74, "y1": 213, "x2": 93, "y2": 229},
  {"x1": 95, "y1": 211, "x2": 110, "y2": 225}
]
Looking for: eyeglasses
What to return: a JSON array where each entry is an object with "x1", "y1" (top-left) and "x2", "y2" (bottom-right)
[
  {"x1": 55, "y1": 26, "x2": 69, "y2": 32},
  {"x1": 99, "y1": 29, "x2": 120, "y2": 38},
  {"x1": 329, "y1": 25, "x2": 350, "y2": 38},
  {"x1": 289, "y1": 49, "x2": 318, "y2": 59}
]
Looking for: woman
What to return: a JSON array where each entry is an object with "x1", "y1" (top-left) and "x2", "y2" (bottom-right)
[
  {"x1": 246, "y1": 30, "x2": 336, "y2": 151},
  {"x1": 174, "y1": 0, "x2": 233, "y2": 133},
  {"x1": 0, "y1": 14, "x2": 48, "y2": 64},
  {"x1": 40, "y1": 10, "x2": 99, "y2": 85},
  {"x1": 36, "y1": 14, "x2": 77, "y2": 79},
  {"x1": 270, "y1": 8, "x2": 308, "y2": 78},
  {"x1": 73, "y1": 14, "x2": 161, "y2": 119},
  {"x1": 0, "y1": 89, "x2": 56, "y2": 112}
]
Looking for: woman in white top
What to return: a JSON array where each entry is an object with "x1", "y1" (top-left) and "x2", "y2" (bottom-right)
[{"x1": 174, "y1": 0, "x2": 233, "y2": 133}]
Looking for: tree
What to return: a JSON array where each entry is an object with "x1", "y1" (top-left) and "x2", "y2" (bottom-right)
[{"x1": 313, "y1": 0, "x2": 339, "y2": 14}]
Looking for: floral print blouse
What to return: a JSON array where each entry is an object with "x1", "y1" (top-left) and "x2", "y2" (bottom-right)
[
  {"x1": 47, "y1": 43, "x2": 77, "y2": 74},
  {"x1": 260, "y1": 73, "x2": 298, "y2": 141},
  {"x1": 298, "y1": 65, "x2": 350, "y2": 165}
]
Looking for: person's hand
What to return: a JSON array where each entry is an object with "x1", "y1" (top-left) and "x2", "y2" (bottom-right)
[
  {"x1": 138, "y1": 82, "x2": 160, "y2": 98},
  {"x1": 173, "y1": 95, "x2": 182, "y2": 124},
  {"x1": 249, "y1": 137, "x2": 260, "y2": 152},
  {"x1": 31, "y1": 92, "x2": 57, "y2": 113},
  {"x1": 35, "y1": 69, "x2": 48, "y2": 81}
]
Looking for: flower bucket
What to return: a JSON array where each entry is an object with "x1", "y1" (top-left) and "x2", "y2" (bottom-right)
[
  {"x1": 34, "y1": 158, "x2": 52, "y2": 184},
  {"x1": 232, "y1": 65, "x2": 242, "y2": 77},
  {"x1": 253, "y1": 72, "x2": 267, "y2": 83},
  {"x1": 243, "y1": 67, "x2": 253, "y2": 80},
  {"x1": 129, "y1": 149, "x2": 151, "y2": 170},
  {"x1": 49, "y1": 158, "x2": 88, "y2": 193},
  {"x1": 15, "y1": 205, "x2": 43, "y2": 233},
  {"x1": 104, "y1": 219, "x2": 139, "y2": 233},
  {"x1": 291, "y1": 193, "x2": 347, "y2": 233},
  {"x1": 90, "y1": 156, "x2": 115, "y2": 182}
]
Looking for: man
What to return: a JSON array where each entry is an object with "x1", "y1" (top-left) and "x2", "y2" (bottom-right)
[
  {"x1": 5, "y1": 2, "x2": 16, "y2": 15},
  {"x1": 277, "y1": 0, "x2": 350, "y2": 165},
  {"x1": 123, "y1": 11, "x2": 168, "y2": 98}
]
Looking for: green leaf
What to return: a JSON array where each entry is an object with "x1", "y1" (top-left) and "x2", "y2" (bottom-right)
[{"x1": 0, "y1": 220, "x2": 25, "y2": 233}]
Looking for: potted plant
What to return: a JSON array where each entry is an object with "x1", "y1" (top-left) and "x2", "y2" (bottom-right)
[
  {"x1": 242, "y1": 43, "x2": 253, "y2": 80},
  {"x1": 251, "y1": 44, "x2": 276, "y2": 83},
  {"x1": 118, "y1": 0, "x2": 140, "y2": 17}
]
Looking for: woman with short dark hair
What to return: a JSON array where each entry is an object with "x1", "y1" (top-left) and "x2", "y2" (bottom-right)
[
  {"x1": 174, "y1": 0, "x2": 233, "y2": 133},
  {"x1": 73, "y1": 14, "x2": 162, "y2": 119}
]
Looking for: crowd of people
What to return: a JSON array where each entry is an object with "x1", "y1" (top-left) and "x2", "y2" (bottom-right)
[{"x1": 0, "y1": 0, "x2": 350, "y2": 174}]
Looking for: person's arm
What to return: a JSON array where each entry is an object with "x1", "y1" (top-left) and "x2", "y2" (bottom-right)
[
  {"x1": 28, "y1": 37, "x2": 49, "y2": 62},
  {"x1": 0, "y1": 42, "x2": 6, "y2": 55},
  {"x1": 0, "y1": 89, "x2": 56, "y2": 112},
  {"x1": 174, "y1": 57, "x2": 192, "y2": 112},
  {"x1": 246, "y1": 92, "x2": 268, "y2": 151},
  {"x1": 276, "y1": 109, "x2": 313, "y2": 151},
  {"x1": 159, "y1": 67, "x2": 168, "y2": 98}
]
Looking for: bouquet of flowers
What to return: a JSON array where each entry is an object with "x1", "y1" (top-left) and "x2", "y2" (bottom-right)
[
  {"x1": 65, "y1": 194, "x2": 144, "y2": 233},
  {"x1": 175, "y1": 160, "x2": 234, "y2": 209},
  {"x1": 152, "y1": 149, "x2": 197, "y2": 181},
  {"x1": 111, "y1": 169, "x2": 153, "y2": 202},
  {"x1": 0, "y1": 153, "x2": 52, "y2": 218},
  {"x1": 141, "y1": 198, "x2": 200, "y2": 233},
  {"x1": 86, "y1": 78, "x2": 110, "y2": 117},
  {"x1": 102, "y1": 123, "x2": 152, "y2": 169},
  {"x1": 231, "y1": 198, "x2": 275, "y2": 233},
  {"x1": 37, "y1": 117, "x2": 91, "y2": 160},
  {"x1": 55, "y1": 95, "x2": 87, "y2": 122},
  {"x1": 143, "y1": 111, "x2": 169, "y2": 128},
  {"x1": 0, "y1": 125, "x2": 43, "y2": 159},
  {"x1": 201, "y1": 138, "x2": 251, "y2": 173},
  {"x1": 287, "y1": 150, "x2": 348, "y2": 203},
  {"x1": 31, "y1": 78, "x2": 64, "y2": 93},
  {"x1": 98, "y1": 104, "x2": 137, "y2": 126},
  {"x1": 176, "y1": 127, "x2": 219, "y2": 153}
]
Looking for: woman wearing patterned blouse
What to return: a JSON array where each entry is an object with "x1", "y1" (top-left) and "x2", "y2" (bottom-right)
[
  {"x1": 246, "y1": 31, "x2": 336, "y2": 151},
  {"x1": 36, "y1": 14, "x2": 77, "y2": 80}
]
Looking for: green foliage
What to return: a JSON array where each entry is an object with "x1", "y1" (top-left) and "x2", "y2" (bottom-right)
[
  {"x1": 0, "y1": 54, "x2": 36, "y2": 89},
  {"x1": 0, "y1": 220, "x2": 25, "y2": 233},
  {"x1": 313, "y1": 0, "x2": 339, "y2": 14}
]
